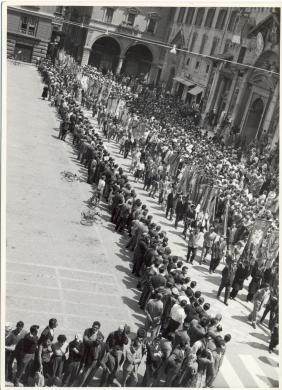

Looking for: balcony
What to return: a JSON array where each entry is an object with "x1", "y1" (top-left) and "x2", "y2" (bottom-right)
[{"x1": 117, "y1": 21, "x2": 142, "y2": 36}]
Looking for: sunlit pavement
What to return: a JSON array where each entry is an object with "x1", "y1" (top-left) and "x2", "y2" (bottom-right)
[{"x1": 5, "y1": 62, "x2": 279, "y2": 387}]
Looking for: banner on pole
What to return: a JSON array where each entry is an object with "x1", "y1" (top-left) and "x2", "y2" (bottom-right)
[{"x1": 243, "y1": 219, "x2": 272, "y2": 261}]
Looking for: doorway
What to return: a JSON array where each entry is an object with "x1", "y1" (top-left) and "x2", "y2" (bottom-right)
[
  {"x1": 242, "y1": 97, "x2": 264, "y2": 145},
  {"x1": 14, "y1": 43, "x2": 33, "y2": 62}
]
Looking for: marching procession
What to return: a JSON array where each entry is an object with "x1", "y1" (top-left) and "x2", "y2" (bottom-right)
[{"x1": 5, "y1": 55, "x2": 279, "y2": 387}]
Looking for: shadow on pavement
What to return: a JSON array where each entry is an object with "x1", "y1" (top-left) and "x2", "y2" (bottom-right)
[
  {"x1": 258, "y1": 355, "x2": 279, "y2": 367},
  {"x1": 249, "y1": 332, "x2": 269, "y2": 343},
  {"x1": 244, "y1": 341, "x2": 269, "y2": 350},
  {"x1": 257, "y1": 375, "x2": 279, "y2": 388}
]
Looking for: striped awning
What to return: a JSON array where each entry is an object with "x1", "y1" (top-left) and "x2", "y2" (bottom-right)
[{"x1": 187, "y1": 86, "x2": 204, "y2": 95}]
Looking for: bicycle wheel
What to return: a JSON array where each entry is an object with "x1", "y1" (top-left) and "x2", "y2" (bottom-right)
[{"x1": 80, "y1": 219, "x2": 93, "y2": 226}]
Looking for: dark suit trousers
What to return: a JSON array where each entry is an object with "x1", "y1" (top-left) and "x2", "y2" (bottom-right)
[{"x1": 217, "y1": 282, "x2": 230, "y2": 303}]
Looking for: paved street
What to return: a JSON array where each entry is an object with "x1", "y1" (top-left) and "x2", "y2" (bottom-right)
[{"x1": 6, "y1": 62, "x2": 279, "y2": 387}]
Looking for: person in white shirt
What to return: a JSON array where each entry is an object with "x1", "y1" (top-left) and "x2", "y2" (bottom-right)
[
  {"x1": 97, "y1": 176, "x2": 106, "y2": 201},
  {"x1": 164, "y1": 299, "x2": 187, "y2": 336}
]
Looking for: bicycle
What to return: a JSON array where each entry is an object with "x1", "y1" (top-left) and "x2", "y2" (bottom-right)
[
  {"x1": 86, "y1": 189, "x2": 101, "y2": 209},
  {"x1": 60, "y1": 171, "x2": 81, "y2": 182},
  {"x1": 80, "y1": 209, "x2": 101, "y2": 226}
]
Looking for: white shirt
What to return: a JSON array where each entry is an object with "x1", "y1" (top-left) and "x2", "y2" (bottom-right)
[
  {"x1": 170, "y1": 304, "x2": 186, "y2": 325},
  {"x1": 98, "y1": 179, "x2": 105, "y2": 192}
]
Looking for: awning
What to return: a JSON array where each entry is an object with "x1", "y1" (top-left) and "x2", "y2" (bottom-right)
[
  {"x1": 173, "y1": 77, "x2": 194, "y2": 88},
  {"x1": 187, "y1": 86, "x2": 204, "y2": 96}
]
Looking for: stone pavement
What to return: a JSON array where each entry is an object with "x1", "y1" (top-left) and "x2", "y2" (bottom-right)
[
  {"x1": 6, "y1": 62, "x2": 142, "y2": 339},
  {"x1": 5, "y1": 62, "x2": 279, "y2": 387}
]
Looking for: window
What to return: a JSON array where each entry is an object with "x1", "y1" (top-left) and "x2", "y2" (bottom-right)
[
  {"x1": 127, "y1": 13, "x2": 136, "y2": 26},
  {"x1": 195, "y1": 61, "x2": 200, "y2": 70},
  {"x1": 237, "y1": 47, "x2": 246, "y2": 64},
  {"x1": 27, "y1": 17, "x2": 37, "y2": 35},
  {"x1": 185, "y1": 7, "x2": 195, "y2": 25},
  {"x1": 20, "y1": 15, "x2": 38, "y2": 36},
  {"x1": 199, "y1": 34, "x2": 208, "y2": 54},
  {"x1": 215, "y1": 9, "x2": 227, "y2": 29},
  {"x1": 194, "y1": 8, "x2": 205, "y2": 27},
  {"x1": 55, "y1": 7, "x2": 63, "y2": 15},
  {"x1": 20, "y1": 15, "x2": 28, "y2": 33},
  {"x1": 190, "y1": 32, "x2": 198, "y2": 51},
  {"x1": 204, "y1": 8, "x2": 215, "y2": 28},
  {"x1": 105, "y1": 7, "x2": 114, "y2": 23},
  {"x1": 186, "y1": 57, "x2": 191, "y2": 66},
  {"x1": 224, "y1": 39, "x2": 231, "y2": 53},
  {"x1": 177, "y1": 7, "x2": 186, "y2": 24},
  {"x1": 227, "y1": 10, "x2": 238, "y2": 31},
  {"x1": 147, "y1": 18, "x2": 157, "y2": 33},
  {"x1": 210, "y1": 36, "x2": 219, "y2": 55},
  {"x1": 206, "y1": 64, "x2": 210, "y2": 73}
]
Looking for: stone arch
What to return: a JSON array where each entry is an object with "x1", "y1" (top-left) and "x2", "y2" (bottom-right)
[
  {"x1": 88, "y1": 36, "x2": 121, "y2": 73},
  {"x1": 123, "y1": 41, "x2": 157, "y2": 64},
  {"x1": 242, "y1": 97, "x2": 265, "y2": 145},
  {"x1": 122, "y1": 43, "x2": 154, "y2": 77}
]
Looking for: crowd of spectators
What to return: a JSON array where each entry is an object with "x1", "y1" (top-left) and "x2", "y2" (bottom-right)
[{"x1": 5, "y1": 58, "x2": 279, "y2": 387}]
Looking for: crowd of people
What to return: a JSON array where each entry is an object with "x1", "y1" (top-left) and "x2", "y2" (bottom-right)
[{"x1": 6, "y1": 57, "x2": 279, "y2": 387}]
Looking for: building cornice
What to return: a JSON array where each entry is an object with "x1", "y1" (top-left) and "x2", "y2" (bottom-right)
[
  {"x1": 8, "y1": 6, "x2": 54, "y2": 21},
  {"x1": 7, "y1": 30, "x2": 49, "y2": 43}
]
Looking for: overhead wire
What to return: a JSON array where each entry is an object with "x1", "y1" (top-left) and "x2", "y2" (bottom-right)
[{"x1": 57, "y1": 16, "x2": 280, "y2": 76}]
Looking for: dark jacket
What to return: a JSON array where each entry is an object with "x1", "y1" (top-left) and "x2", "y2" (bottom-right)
[
  {"x1": 82, "y1": 328, "x2": 105, "y2": 366},
  {"x1": 16, "y1": 333, "x2": 38, "y2": 356},
  {"x1": 38, "y1": 326, "x2": 54, "y2": 345},
  {"x1": 175, "y1": 199, "x2": 184, "y2": 216},
  {"x1": 221, "y1": 264, "x2": 236, "y2": 286},
  {"x1": 232, "y1": 263, "x2": 251, "y2": 291},
  {"x1": 167, "y1": 192, "x2": 176, "y2": 208},
  {"x1": 106, "y1": 331, "x2": 128, "y2": 351}
]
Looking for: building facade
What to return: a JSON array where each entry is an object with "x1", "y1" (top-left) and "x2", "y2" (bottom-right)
[
  {"x1": 161, "y1": 7, "x2": 280, "y2": 148},
  {"x1": 7, "y1": 6, "x2": 65, "y2": 63},
  {"x1": 63, "y1": 6, "x2": 175, "y2": 83}
]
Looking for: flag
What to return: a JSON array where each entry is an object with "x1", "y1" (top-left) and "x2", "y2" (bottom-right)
[
  {"x1": 222, "y1": 200, "x2": 229, "y2": 238},
  {"x1": 264, "y1": 229, "x2": 279, "y2": 267},
  {"x1": 243, "y1": 219, "x2": 272, "y2": 261},
  {"x1": 178, "y1": 166, "x2": 190, "y2": 196}
]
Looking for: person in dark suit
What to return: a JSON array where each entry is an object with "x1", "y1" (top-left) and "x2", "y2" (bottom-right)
[
  {"x1": 62, "y1": 334, "x2": 84, "y2": 386},
  {"x1": 230, "y1": 260, "x2": 251, "y2": 300},
  {"x1": 14, "y1": 325, "x2": 40, "y2": 386},
  {"x1": 38, "y1": 318, "x2": 58, "y2": 346},
  {"x1": 217, "y1": 261, "x2": 237, "y2": 306},
  {"x1": 247, "y1": 261, "x2": 264, "y2": 302},
  {"x1": 41, "y1": 85, "x2": 48, "y2": 100},
  {"x1": 5, "y1": 321, "x2": 26, "y2": 382},
  {"x1": 174, "y1": 194, "x2": 185, "y2": 229},
  {"x1": 166, "y1": 189, "x2": 177, "y2": 220}
]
